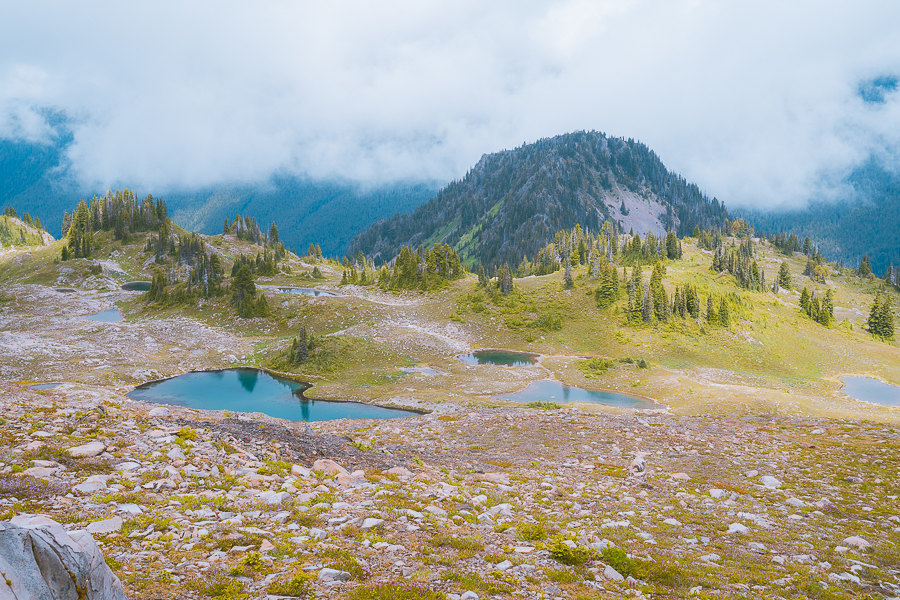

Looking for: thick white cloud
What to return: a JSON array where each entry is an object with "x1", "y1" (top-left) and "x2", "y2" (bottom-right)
[{"x1": 1, "y1": 0, "x2": 899, "y2": 208}]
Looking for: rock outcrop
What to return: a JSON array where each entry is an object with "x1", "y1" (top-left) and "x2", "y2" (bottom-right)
[{"x1": 0, "y1": 515, "x2": 126, "y2": 600}]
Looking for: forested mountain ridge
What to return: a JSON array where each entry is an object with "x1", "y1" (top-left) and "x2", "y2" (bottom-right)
[
  {"x1": 349, "y1": 130, "x2": 730, "y2": 268},
  {"x1": 744, "y1": 159, "x2": 900, "y2": 275}
]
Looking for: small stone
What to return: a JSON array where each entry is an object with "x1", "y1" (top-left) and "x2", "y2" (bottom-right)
[
  {"x1": 709, "y1": 488, "x2": 726, "y2": 499},
  {"x1": 728, "y1": 523, "x2": 749, "y2": 534},
  {"x1": 291, "y1": 464, "x2": 312, "y2": 478},
  {"x1": 744, "y1": 469, "x2": 758, "y2": 478},
  {"x1": 385, "y1": 466, "x2": 414, "y2": 477},
  {"x1": 699, "y1": 553, "x2": 720, "y2": 562},
  {"x1": 317, "y1": 568, "x2": 350, "y2": 582},
  {"x1": 259, "y1": 539, "x2": 276, "y2": 552},
  {"x1": 86, "y1": 516, "x2": 123, "y2": 534},
  {"x1": 670, "y1": 472, "x2": 690, "y2": 480},
  {"x1": 496, "y1": 560, "x2": 512, "y2": 571},
  {"x1": 760, "y1": 476, "x2": 781, "y2": 489},
  {"x1": 604, "y1": 565, "x2": 624, "y2": 581},
  {"x1": 629, "y1": 455, "x2": 646, "y2": 476},
  {"x1": 361, "y1": 518, "x2": 384, "y2": 530},
  {"x1": 167, "y1": 447, "x2": 186, "y2": 461},
  {"x1": 786, "y1": 497, "x2": 805, "y2": 507},
  {"x1": 148, "y1": 407, "x2": 170, "y2": 417},
  {"x1": 424, "y1": 505, "x2": 447, "y2": 517},
  {"x1": 313, "y1": 459, "x2": 349, "y2": 476},
  {"x1": 662, "y1": 518, "x2": 682, "y2": 526},
  {"x1": 460, "y1": 592, "x2": 479, "y2": 600},
  {"x1": 842, "y1": 536, "x2": 871, "y2": 549},
  {"x1": 67, "y1": 441, "x2": 106, "y2": 458}
]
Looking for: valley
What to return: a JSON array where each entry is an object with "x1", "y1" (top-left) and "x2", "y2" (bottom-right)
[{"x1": 1, "y1": 205, "x2": 899, "y2": 599}]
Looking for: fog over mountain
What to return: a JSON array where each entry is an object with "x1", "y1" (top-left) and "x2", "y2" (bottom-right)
[{"x1": 2, "y1": 1, "x2": 899, "y2": 216}]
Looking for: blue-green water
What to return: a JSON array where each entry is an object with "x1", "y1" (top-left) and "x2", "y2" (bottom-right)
[
  {"x1": 842, "y1": 376, "x2": 900, "y2": 406},
  {"x1": 497, "y1": 380, "x2": 660, "y2": 409},
  {"x1": 127, "y1": 368, "x2": 418, "y2": 421},
  {"x1": 277, "y1": 287, "x2": 340, "y2": 297},
  {"x1": 28, "y1": 383, "x2": 64, "y2": 390},
  {"x1": 122, "y1": 281, "x2": 151, "y2": 291},
  {"x1": 86, "y1": 307, "x2": 123, "y2": 322},
  {"x1": 457, "y1": 350, "x2": 539, "y2": 367}
]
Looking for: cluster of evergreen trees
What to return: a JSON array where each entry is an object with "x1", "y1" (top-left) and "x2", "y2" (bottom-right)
[
  {"x1": 287, "y1": 327, "x2": 314, "y2": 364},
  {"x1": 2, "y1": 207, "x2": 44, "y2": 231},
  {"x1": 231, "y1": 249, "x2": 284, "y2": 278},
  {"x1": 868, "y1": 293, "x2": 895, "y2": 340},
  {"x1": 799, "y1": 287, "x2": 835, "y2": 326},
  {"x1": 230, "y1": 264, "x2": 270, "y2": 318},
  {"x1": 803, "y1": 253, "x2": 829, "y2": 284},
  {"x1": 711, "y1": 239, "x2": 766, "y2": 292},
  {"x1": 62, "y1": 190, "x2": 168, "y2": 245},
  {"x1": 770, "y1": 231, "x2": 803, "y2": 255},
  {"x1": 223, "y1": 214, "x2": 280, "y2": 248},
  {"x1": 376, "y1": 244, "x2": 465, "y2": 291}
]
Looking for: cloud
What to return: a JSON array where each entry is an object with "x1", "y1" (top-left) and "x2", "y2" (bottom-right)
[{"x1": 1, "y1": 0, "x2": 900, "y2": 208}]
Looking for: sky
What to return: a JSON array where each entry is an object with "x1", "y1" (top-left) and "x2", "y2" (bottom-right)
[{"x1": 1, "y1": 1, "x2": 899, "y2": 209}]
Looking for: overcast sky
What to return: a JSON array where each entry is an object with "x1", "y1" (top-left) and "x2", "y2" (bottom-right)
[{"x1": 2, "y1": 1, "x2": 899, "y2": 209}]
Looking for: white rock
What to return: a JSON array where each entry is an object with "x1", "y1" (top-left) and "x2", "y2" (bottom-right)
[
  {"x1": 670, "y1": 472, "x2": 690, "y2": 480},
  {"x1": 317, "y1": 568, "x2": 350, "y2": 582},
  {"x1": 385, "y1": 466, "x2": 414, "y2": 477},
  {"x1": 662, "y1": 518, "x2": 682, "y2": 526},
  {"x1": 86, "y1": 517, "x2": 123, "y2": 535},
  {"x1": 291, "y1": 464, "x2": 312, "y2": 478},
  {"x1": 116, "y1": 504, "x2": 142, "y2": 515},
  {"x1": 361, "y1": 518, "x2": 384, "y2": 530},
  {"x1": 312, "y1": 459, "x2": 349, "y2": 476},
  {"x1": 148, "y1": 407, "x2": 170, "y2": 417},
  {"x1": 67, "y1": 442, "x2": 106, "y2": 458},
  {"x1": 460, "y1": 592, "x2": 479, "y2": 600},
  {"x1": 604, "y1": 565, "x2": 625, "y2": 581},
  {"x1": 308, "y1": 528, "x2": 327, "y2": 540},
  {"x1": 786, "y1": 497, "x2": 805, "y2": 507},
  {"x1": 744, "y1": 469, "x2": 759, "y2": 478},
  {"x1": 496, "y1": 560, "x2": 512, "y2": 571},
  {"x1": 709, "y1": 488, "x2": 726, "y2": 499},
  {"x1": 699, "y1": 553, "x2": 720, "y2": 562},
  {"x1": 166, "y1": 447, "x2": 186, "y2": 461},
  {"x1": 760, "y1": 476, "x2": 782, "y2": 489},
  {"x1": 424, "y1": 505, "x2": 447, "y2": 517},
  {"x1": 842, "y1": 536, "x2": 871, "y2": 549},
  {"x1": 727, "y1": 523, "x2": 749, "y2": 534}
]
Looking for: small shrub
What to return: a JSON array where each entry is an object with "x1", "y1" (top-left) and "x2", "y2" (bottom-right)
[
  {"x1": 515, "y1": 522, "x2": 548, "y2": 541},
  {"x1": 267, "y1": 572, "x2": 314, "y2": 597},
  {"x1": 0, "y1": 474, "x2": 67, "y2": 499},
  {"x1": 549, "y1": 540, "x2": 592, "y2": 566},
  {"x1": 320, "y1": 548, "x2": 371, "y2": 580},
  {"x1": 348, "y1": 582, "x2": 446, "y2": 600},
  {"x1": 430, "y1": 534, "x2": 484, "y2": 553},
  {"x1": 579, "y1": 357, "x2": 616, "y2": 378},
  {"x1": 525, "y1": 401, "x2": 561, "y2": 410},
  {"x1": 637, "y1": 358, "x2": 649, "y2": 369},
  {"x1": 545, "y1": 567, "x2": 581, "y2": 584},
  {"x1": 530, "y1": 312, "x2": 563, "y2": 331},
  {"x1": 186, "y1": 567, "x2": 248, "y2": 599},
  {"x1": 175, "y1": 427, "x2": 197, "y2": 441}
]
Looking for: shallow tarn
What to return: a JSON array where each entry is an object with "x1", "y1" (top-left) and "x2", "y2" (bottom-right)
[
  {"x1": 842, "y1": 376, "x2": 900, "y2": 407},
  {"x1": 127, "y1": 367, "x2": 418, "y2": 421},
  {"x1": 85, "y1": 307, "x2": 123, "y2": 322},
  {"x1": 497, "y1": 379, "x2": 661, "y2": 409},
  {"x1": 457, "y1": 349, "x2": 540, "y2": 367},
  {"x1": 276, "y1": 287, "x2": 340, "y2": 297}
]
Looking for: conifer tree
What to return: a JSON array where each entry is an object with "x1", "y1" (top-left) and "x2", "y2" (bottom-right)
[
  {"x1": 778, "y1": 262, "x2": 791, "y2": 290},
  {"x1": 818, "y1": 288, "x2": 834, "y2": 327},
  {"x1": 642, "y1": 284, "x2": 654, "y2": 323},
  {"x1": 869, "y1": 293, "x2": 895, "y2": 340},
  {"x1": 706, "y1": 295, "x2": 717, "y2": 325},
  {"x1": 563, "y1": 259, "x2": 574, "y2": 289},
  {"x1": 718, "y1": 297, "x2": 731, "y2": 328},
  {"x1": 858, "y1": 255, "x2": 872, "y2": 277}
]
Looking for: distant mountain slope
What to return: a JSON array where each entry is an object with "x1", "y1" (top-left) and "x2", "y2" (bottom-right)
[
  {"x1": 349, "y1": 130, "x2": 729, "y2": 267},
  {"x1": 744, "y1": 160, "x2": 900, "y2": 274},
  {"x1": 0, "y1": 135, "x2": 438, "y2": 258}
]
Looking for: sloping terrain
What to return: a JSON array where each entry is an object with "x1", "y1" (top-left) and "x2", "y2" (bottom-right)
[{"x1": 350, "y1": 131, "x2": 730, "y2": 267}]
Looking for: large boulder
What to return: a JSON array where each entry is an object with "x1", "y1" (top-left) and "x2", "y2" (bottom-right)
[{"x1": 0, "y1": 514, "x2": 127, "y2": 600}]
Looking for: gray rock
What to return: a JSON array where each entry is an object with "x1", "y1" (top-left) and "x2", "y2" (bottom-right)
[
  {"x1": 148, "y1": 407, "x2": 170, "y2": 417},
  {"x1": 604, "y1": 565, "x2": 624, "y2": 581},
  {"x1": 85, "y1": 517, "x2": 123, "y2": 535},
  {"x1": 361, "y1": 518, "x2": 384, "y2": 530},
  {"x1": 67, "y1": 442, "x2": 106, "y2": 458},
  {"x1": 317, "y1": 567, "x2": 350, "y2": 582},
  {"x1": 0, "y1": 515, "x2": 126, "y2": 599}
]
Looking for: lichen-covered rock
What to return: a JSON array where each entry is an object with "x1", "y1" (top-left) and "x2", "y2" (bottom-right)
[{"x1": 0, "y1": 515, "x2": 126, "y2": 600}]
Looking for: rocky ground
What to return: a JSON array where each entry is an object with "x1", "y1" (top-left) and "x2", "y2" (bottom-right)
[{"x1": 1, "y1": 381, "x2": 898, "y2": 600}]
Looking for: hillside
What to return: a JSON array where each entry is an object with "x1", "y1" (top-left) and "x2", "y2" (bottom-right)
[
  {"x1": 0, "y1": 134, "x2": 437, "y2": 258},
  {"x1": 349, "y1": 131, "x2": 730, "y2": 267},
  {"x1": 1, "y1": 196, "x2": 900, "y2": 598},
  {"x1": 743, "y1": 159, "x2": 900, "y2": 274}
]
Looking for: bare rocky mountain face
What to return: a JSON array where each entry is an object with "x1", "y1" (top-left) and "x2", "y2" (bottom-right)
[{"x1": 349, "y1": 130, "x2": 730, "y2": 267}]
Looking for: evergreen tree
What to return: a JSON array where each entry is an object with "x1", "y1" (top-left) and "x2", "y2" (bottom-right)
[
  {"x1": 869, "y1": 293, "x2": 895, "y2": 340},
  {"x1": 706, "y1": 295, "x2": 717, "y2": 325},
  {"x1": 818, "y1": 288, "x2": 834, "y2": 327},
  {"x1": 718, "y1": 297, "x2": 731, "y2": 328},
  {"x1": 778, "y1": 261, "x2": 792, "y2": 290},
  {"x1": 564, "y1": 259, "x2": 574, "y2": 289},
  {"x1": 642, "y1": 284, "x2": 654, "y2": 323},
  {"x1": 858, "y1": 255, "x2": 872, "y2": 277},
  {"x1": 231, "y1": 264, "x2": 256, "y2": 311},
  {"x1": 800, "y1": 287, "x2": 810, "y2": 314}
]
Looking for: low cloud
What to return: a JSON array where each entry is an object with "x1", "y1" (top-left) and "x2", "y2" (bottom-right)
[{"x1": 2, "y1": 1, "x2": 900, "y2": 208}]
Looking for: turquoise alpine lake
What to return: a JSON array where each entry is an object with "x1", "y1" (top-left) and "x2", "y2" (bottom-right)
[
  {"x1": 842, "y1": 376, "x2": 900, "y2": 406},
  {"x1": 457, "y1": 350, "x2": 540, "y2": 367},
  {"x1": 497, "y1": 380, "x2": 660, "y2": 409},
  {"x1": 122, "y1": 281, "x2": 151, "y2": 291},
  {"x1": 86, "y1": 307, "x2": 123, "y2": 322},
  {"x1": 276, "y1": 287, "x2": 340, "y2": 297},
  {"x1": 127, "y1": 368, "x2": 418, "y2": 421}
]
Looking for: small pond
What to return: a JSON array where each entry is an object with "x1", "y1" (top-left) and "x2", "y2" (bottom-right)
[
  {"x1": 127, "y1": 368, "x2": 418, "y2": 421},
  {"x1": 400, "y1": 366, "x2": 447, "y2": 376},
  {"x1": 86, "y1": 307, "x2": 123, "y2": 322},
  {"x1": 277, "y1": 287, "x2": 340, "y2": 297},
  {"x1": 28, "y1": 383, "x2": 64, "y2": 390},
  {"x1": 841, "y1": 376, "x2": 900, "y2": 407},
  {"x1": 55, "y1": 287, "x2": 77, "y2": 293},
  {"x1": 457, "y1": 350, "x2": 540, "y2": 367},
  {"x1": 497, "y1": 380, "x2": 660, "y2": 409},
  {"x1": 122, "y1": 281, "x2": 151, "y2": 291}
]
